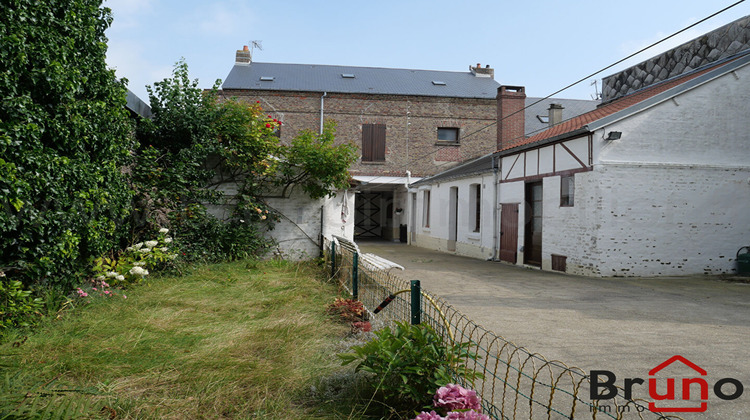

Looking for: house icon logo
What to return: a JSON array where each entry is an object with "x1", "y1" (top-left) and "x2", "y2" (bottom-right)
[
  {"x1": 648, "y1": 355, "x2": 708, "y2": 413},
  {"x1": 590, "y1": 355, "x2": 744, "y2": 414}
]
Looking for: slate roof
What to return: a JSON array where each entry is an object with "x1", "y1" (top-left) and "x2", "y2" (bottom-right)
[
  {"x1": 222, "y1": 62, "x2": 501, "y2": 99},
  {"x1": 523, "y1": 97, "x2": 598, "y2": 138}
]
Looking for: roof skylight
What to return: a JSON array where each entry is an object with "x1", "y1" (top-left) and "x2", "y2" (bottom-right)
[
  {"x1": 432, "y1": 80, "x2": 446, "y2": 86},
  {"x1": 342, "y1": 73, "x2": 355, "y2": 78},
  {"x1": 260, "y1": 76, "x2": 275, "y2": 81}
]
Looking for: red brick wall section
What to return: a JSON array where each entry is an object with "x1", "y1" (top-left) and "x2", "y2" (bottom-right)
[
  {"x1": 496, "y1": 86, "x2": 526, "y2": 151},
  {"x1": 220, "y1": 89, "x2": 497, "y2": 177},
  {"x1": 435, "y1": 147, "x2": 461, "y2": 162}
]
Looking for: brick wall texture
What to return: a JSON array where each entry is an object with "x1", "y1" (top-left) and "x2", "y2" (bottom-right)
[{"x1": 220, "y1": 89, "x2": 498, "y2": 177}]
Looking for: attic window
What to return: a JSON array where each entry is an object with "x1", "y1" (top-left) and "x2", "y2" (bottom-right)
[
  {"x1": 260, "y1": 76, "x2": 275, "y2": 81},
  {"x1": 342, "y1": 73, "x2": 355, "y2": 78},
  {"x1": 432, "y1": 80, "x2": 446, "y2": 86},
  {"x1": 536, "y1": 115, "x2": 549, "y2": 124}
]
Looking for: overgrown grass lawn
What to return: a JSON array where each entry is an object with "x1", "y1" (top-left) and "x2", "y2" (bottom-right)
[{"x1": 0, "y1": 259, "x2": 352, "y2": 419}]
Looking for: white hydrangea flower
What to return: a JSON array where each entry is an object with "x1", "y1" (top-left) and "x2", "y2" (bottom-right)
[
  {"x1": 96, "y1": 275, "x2": 106, "y2": 281},
  {"x1": 159, "y1": 228, "x2": 169, "y2": 234},
  {"x1": 134, "y1": 242, "x2": 144, "y2": 250},
  {"x1": 164, "y1": 237, "x2": 173, "y2": 243},
  {"x1": 133, "y1": 261, "x2": 146, "y2": 267},
  {"x1": 106, "y1": 271, "x2": 118, "y2": 278},
  {"x1": 145, "y1": 240, "x2": 158, "y2": 248},
  {"x1": 140, "y1": 248, "x2": 151, "y2": 253},
  {"x1": 116, "y1": 275, "x2": 125, "y2": 281},
  {"x1": 129, "y1": 266, "x2": 149, "y2": 276},
  {"x1": 160, "y1": 247, "x2": 169, "y2": 252}
]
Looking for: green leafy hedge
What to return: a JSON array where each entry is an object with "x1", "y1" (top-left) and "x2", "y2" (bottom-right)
[{"x1": 0, "y1": 0, "x2": 133, "y2": 291}]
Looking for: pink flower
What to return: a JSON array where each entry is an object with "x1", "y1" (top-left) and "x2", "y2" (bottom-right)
[
  {"x1": 414, "y1": 411, "x2": 443, "y2": 420},
  {"x1": 92, "y1": 287, "x2": 97, "y2": 291},
  {"x1": 434, "y1": 384, "x2": 481, "y2": 412},
  {"x1": 104, "y1": 290, "x2": 111, "y2": 295},
  {"x1": 444, "y1": 411, "x2": 489, "y2": 420},
  {"x1": 123, "y1": 295, "x2": 127, "y2": 299}
]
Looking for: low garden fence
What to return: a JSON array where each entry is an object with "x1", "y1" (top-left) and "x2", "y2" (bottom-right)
[{"x1": 325, "y1": 236, "x2": 685, "y2": 420}]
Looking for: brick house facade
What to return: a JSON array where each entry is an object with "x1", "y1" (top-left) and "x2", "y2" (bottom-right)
[{"x1": 217, "y1": 47, "x2": 595, "y2": 241}]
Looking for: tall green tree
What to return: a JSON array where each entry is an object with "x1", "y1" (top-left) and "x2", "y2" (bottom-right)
[{"x1": 0, "y1": 0, "x2": 132, "y2": 290}]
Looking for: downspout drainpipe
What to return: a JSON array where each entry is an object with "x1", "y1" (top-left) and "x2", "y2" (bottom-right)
[
  {"x1": 491, "y1": 155, "x2": 500, "y2": 261},
  {"x1": 320, "y1": 92, "x2": 327, "y2": 134}
]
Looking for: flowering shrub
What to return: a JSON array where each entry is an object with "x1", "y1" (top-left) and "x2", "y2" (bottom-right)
[
  {"x1": 434, "y1": 384, "x2": 481, "y2": 412},
  {"x1": 91, "y1": 228, "x2": 177, "y2": 286},
  {"x1": 413, "y1": 385, "x2": 489, "y2": 420},
  {"x1": 75, "y1": 277, "x2": 127, "y2": 301}
]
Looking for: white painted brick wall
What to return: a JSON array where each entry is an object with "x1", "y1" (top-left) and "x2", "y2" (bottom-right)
[{"x1": 545, "y1": 165, "x2": 750, "y2": 276}]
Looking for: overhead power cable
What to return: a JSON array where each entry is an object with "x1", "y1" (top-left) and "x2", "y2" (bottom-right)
[{"x1": 351, "y1": 0, "x2": 746, "y2": 190}]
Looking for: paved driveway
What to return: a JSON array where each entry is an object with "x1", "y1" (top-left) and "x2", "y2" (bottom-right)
[{"x1": 358, "y1": 241, "x2": 750, "y2": 419}]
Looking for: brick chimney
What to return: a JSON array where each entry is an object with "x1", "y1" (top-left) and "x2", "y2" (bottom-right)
[
  {"x1": 548, "y1": 103, "x2": 563, "y2": 127},
  {"x1": 236, "y1": 45, "x2": 251, "y2": 65},
  {"x1": 497, "y1": 86, "x2": 526, "y2": 150},
  {"x1": 470, "y1": 63, "x2": 494, "y2": 79}
]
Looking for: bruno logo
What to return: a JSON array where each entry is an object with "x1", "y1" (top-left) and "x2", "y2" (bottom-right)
[{"x1": 590, "y1": 355, "x2": 744, "y2": 413}]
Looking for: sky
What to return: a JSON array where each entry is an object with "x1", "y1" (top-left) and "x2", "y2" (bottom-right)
[{"x1": 104, "y1": 0, "x2": 750, "y2": 103}]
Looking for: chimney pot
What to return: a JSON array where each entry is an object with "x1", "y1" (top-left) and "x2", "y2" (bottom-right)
[
  {"x1": 548, "y1": 103, "x2": 564, "y2": 127},
  {"x1": 236, "y1": 46, "x2": 252, "y2": 65}
]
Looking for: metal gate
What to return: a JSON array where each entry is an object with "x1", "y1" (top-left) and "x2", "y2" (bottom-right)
[{"x1": 355, "y1": 192, "x2": 382, "y2": 238}]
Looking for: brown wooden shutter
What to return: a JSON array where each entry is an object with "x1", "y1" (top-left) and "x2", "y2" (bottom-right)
[
  {"x1": 362, "y1": 124, "x2": 386, "y2": 162},
  {"x1": 372, "y1": 124, "x2": 386, "y2": 161}
]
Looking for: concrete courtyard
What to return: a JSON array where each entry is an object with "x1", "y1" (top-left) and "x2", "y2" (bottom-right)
[{"x1": 358, "y1": 241, "x2": 750, "y2": 419}]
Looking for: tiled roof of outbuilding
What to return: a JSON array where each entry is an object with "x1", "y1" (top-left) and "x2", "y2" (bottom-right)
[{"x1": 502, "y1": 50, "x2": 750, "y2": 152}]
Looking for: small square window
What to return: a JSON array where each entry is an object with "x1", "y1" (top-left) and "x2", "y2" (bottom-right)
[
  {"x1": 437, "y1": 127, "x2": 459, "y2": 143},
  {"x1": 260, "y1": 76, "x2": 275, "y2": 81}
]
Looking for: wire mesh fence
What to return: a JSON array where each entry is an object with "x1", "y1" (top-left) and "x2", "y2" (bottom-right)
[{"x1": 325, "y1": 236, "x2": 685, "y2": 420}]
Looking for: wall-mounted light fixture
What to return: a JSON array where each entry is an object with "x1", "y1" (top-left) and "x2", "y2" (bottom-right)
[{"x1": 605, "y1": 131, "x2": 622, "y2": 141}]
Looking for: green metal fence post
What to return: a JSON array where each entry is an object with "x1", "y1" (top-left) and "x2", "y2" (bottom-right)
[
  {"x1": 410, "y1": 280, "x2": 421, "y2": 325},
  {"x1": 352, "y1": 252, "x2": 359, "y2": 300},
  {"x1": 330, "y1": 241, "x2": 336, "y2": 278}
]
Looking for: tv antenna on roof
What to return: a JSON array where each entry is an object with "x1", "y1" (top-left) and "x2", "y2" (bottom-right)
[
  {"x1": 590, "y1": 79, "x2": 602, "y2": 101},
  {"x1": 250, "y1": 40, "x2": 263, "y2": 56}
]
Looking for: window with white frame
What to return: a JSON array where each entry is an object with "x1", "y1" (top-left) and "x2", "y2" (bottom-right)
[
  {"x1": 469, "y1": 184, "x2": 481, "y2": 232},
  {"x1": 560, "y1": 175, "x2": 574, "y2": 207}
]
